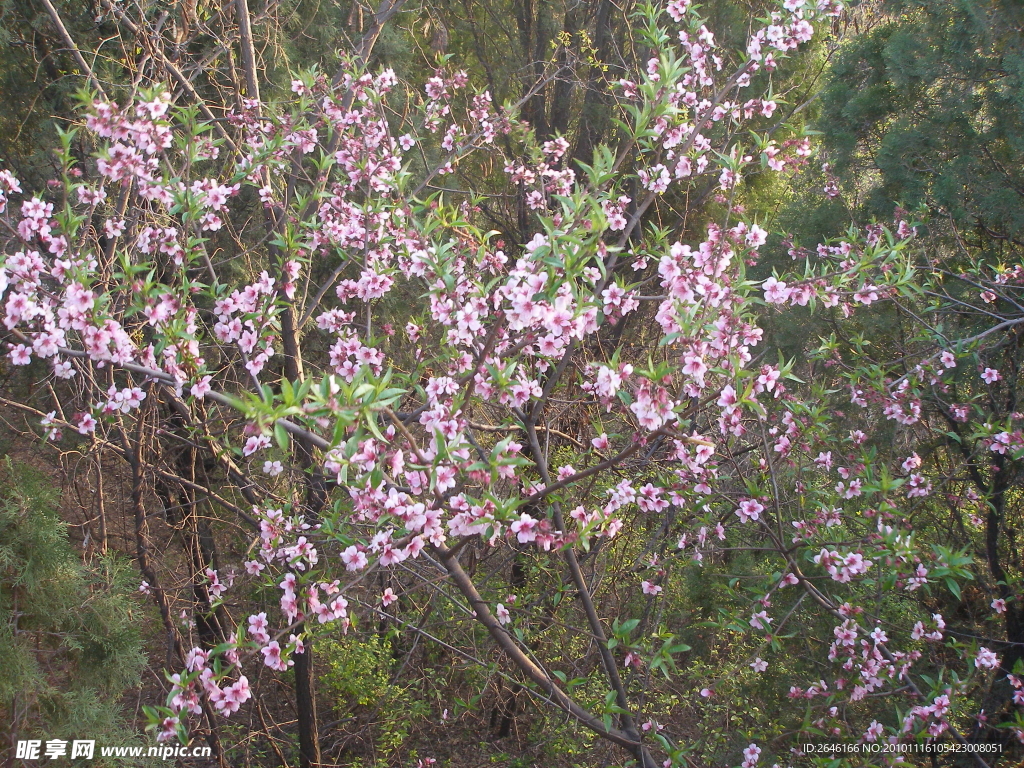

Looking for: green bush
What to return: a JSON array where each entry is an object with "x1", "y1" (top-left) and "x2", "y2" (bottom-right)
[{"x1": 320, "y1": 632, "x2": 431, "y2": 759}]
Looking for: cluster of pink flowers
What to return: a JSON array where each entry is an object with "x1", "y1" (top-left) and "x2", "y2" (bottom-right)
[
  {"x1": 212, "y1": 271, "x2": 280, "y2": 378},
  {"x1": 165, "y1": 650, "x2": 252, "y2": 740},
  {"x1": 902, "y1": 691, "x2": 952, "y2": 738},
  {"x1": 813, "y1": 548, "x2": 873, "y2": 583}
]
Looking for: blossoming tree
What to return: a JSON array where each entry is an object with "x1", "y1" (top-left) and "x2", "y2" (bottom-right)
[{"x1": 3, "y1": 0, "x2": 1023, "y2": 766}]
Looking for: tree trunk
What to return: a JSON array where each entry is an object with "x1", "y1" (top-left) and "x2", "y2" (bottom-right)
[{"x1": 294, "y1": 635, "x2": 320, "y2": 768}]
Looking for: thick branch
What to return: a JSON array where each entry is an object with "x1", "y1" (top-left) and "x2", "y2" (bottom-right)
[{"x1": 432, "y1": 541, "x2": 648, "y2": 753}]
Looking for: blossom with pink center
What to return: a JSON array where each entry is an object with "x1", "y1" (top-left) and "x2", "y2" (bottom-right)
[
  {"x1": 279, "y1": 573, "x2": 297, "y2": 594},
  {"x1": 853, "y1": 285, "x2": 879, "y2": 305},
  {"x1": 341, "y1": 546, "x2": 368, "y2": 571},
  {"x1": 641, "y1": 580, "x2": 662, "y2": 596},
  {"x1": 190, "y1": 375, "x2": 212, "y2": 398},
  {"x1": 762, "y1": 276, "x2": 791, "y2": 304},
  {"x1": 156, "y1": 717, "x2": 180, "y2": 743},
  {"x1": 261, "y1": 641, "x2": 291, "y2": 671},
  {"x1": 219, "y1": 676, "x2": 251, "y2": 715},
  {"x1": 735, "y1": 498, "x2": 764, "y2": 524},
  {"x1": 901, "y1": 453, "x2": 922, "y2": 472},
  {"x1": 75, "y1": 413, "x2": 97, "y2": 434},
  {"x1": 746, "y1": 224, "x2": 767, "y2": 247},
  {"x1": 247, "y1": 613, "x2": 270, "y2": 644},
  {"x1": 185, "y1": 651, "x2": 208, "y2": 671},
  {"x1": 8, "y1": 344, "x2": 31, "y2": 365},
  {"x1": 510, "y1": 512, "x2": 539, "y2": 544},
  {"x1": 717, "y1": 385, "x2": 738, "y2": 409},
  {"x1": 434, "y1": 464, "x2": 457, "y2": 492},
  {"x1": 243, "y1": 434, "x2": 271, "y2": 456},
  {"x1": 976, "y1": 647, "x2": 1000, "y2": 670},
  {"x1": 682, "y1": 353, "x2": 707, "y2": 380},
  {"x1": 280, "y1": 591, "x2": 299, "y2": 622}
]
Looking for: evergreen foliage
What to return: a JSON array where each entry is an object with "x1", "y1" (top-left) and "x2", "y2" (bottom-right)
[
  {"x1": 0, "y1": 459, "x2": 146, "y2": 759},
  {"x1": 820, "y1": 0, "x2": 1024, "y2": 246}
]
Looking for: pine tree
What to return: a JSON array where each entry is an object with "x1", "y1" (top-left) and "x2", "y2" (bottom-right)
[
  {"x1": 820, "y1": 0, "x2": 1024, "y2": 248},
  {"x1": 1, "y1": 459, "x2": 147, "y2": 764}
]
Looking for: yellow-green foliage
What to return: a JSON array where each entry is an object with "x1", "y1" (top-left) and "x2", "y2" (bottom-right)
[
  {"x1": 321, "y1": 633, "x2": 393, "y2": 708},
  {"x1": 320, "y1": 632, "x2": 431, "y2": 758}
]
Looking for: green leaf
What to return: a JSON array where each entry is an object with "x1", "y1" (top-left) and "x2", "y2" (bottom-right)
[
  {"x1": 945, "y1": 577, "x2": 962, "y2": 601},
  {"x1": 273, "y1": 422, "x2": 290, "y2": 452},
  {"x1": 616, "y1": 618, "x2": 640, "y2": 636}
]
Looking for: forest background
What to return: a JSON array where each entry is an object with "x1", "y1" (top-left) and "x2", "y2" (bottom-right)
[{"x1": 1, "y1": 0, "x2": 1023, "y2": 767}]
